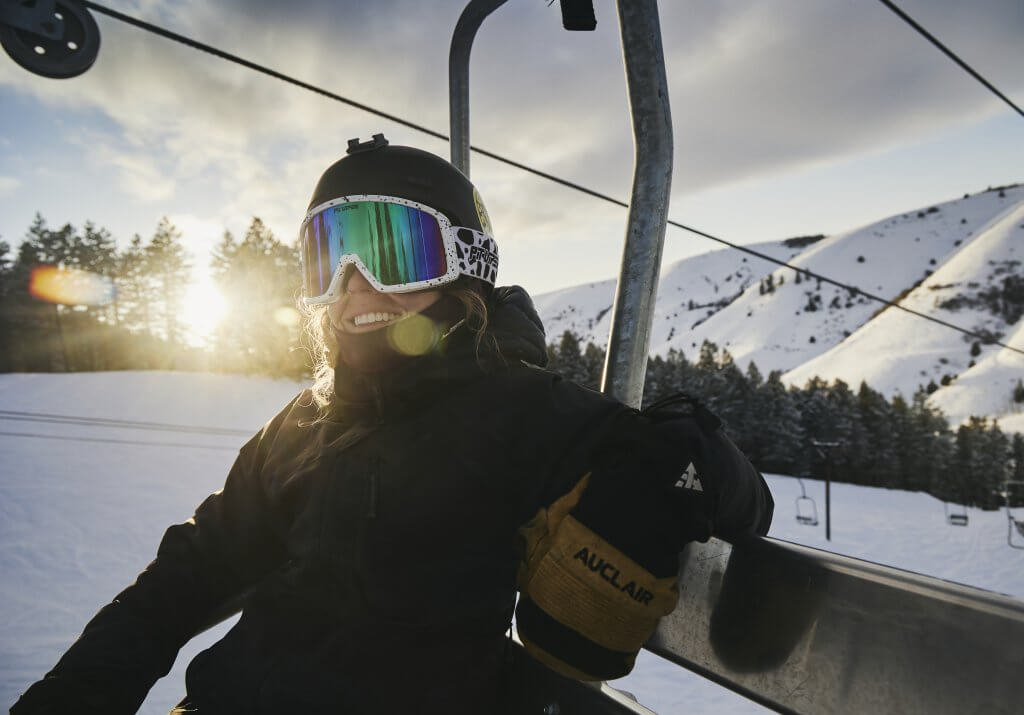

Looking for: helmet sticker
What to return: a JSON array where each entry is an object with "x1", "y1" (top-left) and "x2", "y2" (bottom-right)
[{"x1": 473, "y1": 187, "x2": 493, "y2": 236}]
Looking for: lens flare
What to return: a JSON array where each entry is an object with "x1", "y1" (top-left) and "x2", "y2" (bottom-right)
[
  {"x1": 29, "y1": 266, "x2": 115, "y2": 306},
  {"x1": 274, "y1": 306, "x2": 300, "y2": 327},
  {"x1": 387, "y1": 313, "x2": 439, "y2": 356},
  {"x1": 181, "y1": 282, "x2": 228, "y2": 344}
]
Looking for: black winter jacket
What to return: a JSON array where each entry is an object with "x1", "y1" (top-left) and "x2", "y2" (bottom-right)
[{"x1": 12, "y1": 287, "x2": 772, "y2": 715}]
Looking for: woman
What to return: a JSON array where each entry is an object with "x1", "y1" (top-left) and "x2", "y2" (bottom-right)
[{"x1": 13, "y1": 136, "x2": 772, "y2": 714}]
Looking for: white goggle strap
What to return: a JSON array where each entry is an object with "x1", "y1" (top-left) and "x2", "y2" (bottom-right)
[{"x1": 450, "y1": 227, "x2": 499, "y2": 286}]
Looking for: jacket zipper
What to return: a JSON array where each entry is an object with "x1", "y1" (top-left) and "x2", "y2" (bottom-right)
[
  {"x1": 371, "y1": 382, "x2": 385, "y2": 426},
  {"x1": 367, "y1": 466, "x2": 378, "y2": 519},
  {"x1": 353, "y1": 460, "x2": 378, "y2": 610}
]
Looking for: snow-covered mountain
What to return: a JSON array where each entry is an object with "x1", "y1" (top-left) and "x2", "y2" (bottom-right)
[
  {"x1": 926, "y1": 319, "x2": 1024, "y2": 435},
  {"x1": 786, "y1": 197, "x2": 1023, "y2": 412},
  {"x1": 534, "y1": 185, "x2": 1024, "y2": 428},
  {"x1": 532, "y1": 238, "x2": 808, "y2": 350}
]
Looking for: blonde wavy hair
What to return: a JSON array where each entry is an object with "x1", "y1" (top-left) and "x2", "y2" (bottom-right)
[{"x1": 299, "y1": 278, "x2": 494, "y2": 422}]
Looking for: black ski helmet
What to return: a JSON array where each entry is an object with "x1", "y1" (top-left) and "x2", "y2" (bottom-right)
[{"x1": 307, "y1": 134, "x2": 494, "y2": 238}]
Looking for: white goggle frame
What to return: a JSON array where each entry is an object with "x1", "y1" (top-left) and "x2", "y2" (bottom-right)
[{"x1": 300, "y1": 194, "x2": 497, "y2": 306}]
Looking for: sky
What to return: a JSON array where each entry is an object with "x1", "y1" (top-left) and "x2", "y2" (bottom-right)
[{"x1": 1, "y1": 0, "x2": 1022, "y2": 306}]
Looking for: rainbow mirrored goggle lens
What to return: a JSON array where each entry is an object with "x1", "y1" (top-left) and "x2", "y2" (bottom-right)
[
  {"x1": 302, "y1": 199, "x2": 449, "y2": 301},
  {"x1": 300, "y1": 196, "x2": 498, "y2": 304}
]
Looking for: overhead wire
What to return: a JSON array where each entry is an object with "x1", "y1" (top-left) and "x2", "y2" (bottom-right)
[
  {"x1": 0, "y1": 409, "x2": 250, "y2": 450},
  {"x1": 0, "y1": 430, "x2": 239, "y2": 451},
  {"x1": 80, "y1": 2, "x2": 1024, "y2": 356},
  {"x1": 875, "y1": 0, "x2": 1024, "y2": 120},
  {"x1": 0, "y1": 409, "x2": 254, "y2": 437}
]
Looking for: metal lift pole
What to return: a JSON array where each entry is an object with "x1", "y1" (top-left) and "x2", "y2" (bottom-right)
[
  {"x1": 448, "y1": 0, "x2": 508, "y2": 176},
  {"x1": 812, "y1": 440, "x2": 840, "y2": 541},
  {"x1": 600, "y1": 0, "x2": 673, "y2": 408}
]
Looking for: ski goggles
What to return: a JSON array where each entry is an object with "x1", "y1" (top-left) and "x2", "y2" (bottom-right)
[{"x1": 299, "y1": 194, "x2": 498, "y2": 305}]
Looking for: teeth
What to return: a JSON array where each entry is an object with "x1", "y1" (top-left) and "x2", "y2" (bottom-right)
[{"x1": 353, "y1": 312, "x2": 403, "y2": 326}]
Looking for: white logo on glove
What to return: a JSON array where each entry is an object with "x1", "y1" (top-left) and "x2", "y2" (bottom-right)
[{"x1": 674, "y1": 462, "x2": 704, "y2": 492}]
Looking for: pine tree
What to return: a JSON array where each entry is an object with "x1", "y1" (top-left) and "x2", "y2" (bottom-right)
[
  {"x1": 212, "y1": 218, "x2": 301, "y2": 375},
  {"x1": 745, "y1": 361, "x2": 763, "y2": 390},
  {"x1": 1010, "y1": 434, "x2": 1024, "y2": 503},
  {"x1": 950, "y1": 417, "x2": 1007, "y2": 507},
  {"x1": 554, "y1": 330, "x2": 589, "y2": 386},
  {"x1": 690, "y1": 340, "x2": 724, "y2": 407},
  {"x1": 755, "y1": 372, "x2": 806, "y2": 475},
  {"x1": 715, "y1": 351, "x2": 752, "y2": 445},
  {"x1": 795, "y1": 378, "x2": 836, "y2": 480},
  {"x1": 853, "y1": 382, "x2": 899, "y2": 488},
  {"x1": 116, "y1": 234, "x2": 155, "y2": 336},
  {"x1": 8, "y1": 215, "x2": 76, "y2": 371},
  {"x1": 64, "y1": 222, "x2": 119, "y2": 370},
  {"x1": 643, "y1": 354, "x2": 668, "y2": 404},
  {"x1": 581, "y1": 342, "x2": 605, "y2": 391},
  {"x1": 659, "y1": 348, "x2": 692, "y2": 397},
  {"x1": 146, "y1": 217, "x2": 192, "y2": 358},
  {"x1": 1014, "y1": 379, "x2": 1024, "y2": 404},
  {"x1": 976, "y1": 420, "x2": 1010, "y2": 508},
  {"x1": 907, "y1": 389, "x2": 953, "y2": 498}
]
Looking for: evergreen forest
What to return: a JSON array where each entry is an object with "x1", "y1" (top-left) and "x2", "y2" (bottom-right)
[{"x1": 1, "y1": 214, "x2": 1021, "y2": 508}]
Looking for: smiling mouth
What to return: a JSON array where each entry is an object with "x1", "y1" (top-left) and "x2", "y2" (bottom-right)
[{"x1": 349, "y1": 311, "x2": 406, "y2": 328}]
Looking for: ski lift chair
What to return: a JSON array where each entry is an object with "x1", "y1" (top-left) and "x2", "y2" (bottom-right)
[
  {"x1": 1008, "y1": 513, "x2": 1024, "y2": 550},
  {"x1": 795, "y1": 477, "x2": 819, "y2": 526},
  {"x1": 943, "y1": 502, "x2": 969, "y2": 527}
]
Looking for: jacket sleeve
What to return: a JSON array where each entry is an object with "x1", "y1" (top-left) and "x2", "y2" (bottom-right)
[
  {"x1": 11, "y1": 402, "x2": 296, "y2": 715},
  {"x1": 516, "y1": 392, "x2": 773, "y2": 681}
]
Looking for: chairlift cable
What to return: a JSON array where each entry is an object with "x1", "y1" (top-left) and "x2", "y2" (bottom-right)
[
  {"x1": 0, "y1": 430, "x2": 239, "y2": 451},
  {"x1": 667, "y1": 223, "x2": 1024, "y2": 357},
  {"x1": 0, "y1": 409, "x2": 253, "y2": 437},
  {"x1": 875, "y1": 0, "x2": 1024, "y2": 120},
  {"x1": 80, "y1": 2, "x2": 1024, "y2": 357}
]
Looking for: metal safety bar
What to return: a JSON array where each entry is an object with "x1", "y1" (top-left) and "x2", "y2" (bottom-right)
[
  {"x1": 586, "y1": 4, "x2": 1024, "y2": 714},
  {"x1": 648, "y1": 536, "x2": 1024, "y2": 714},
  {"x1": 448, "y1": 0, "x2": 508, "y2": 176},
  {"x1": 599, "y1": 0, "x2": 673, "y2": 409},
  {"x1": 451, "y1": 2, "x2": 1024, "y2": 714}
]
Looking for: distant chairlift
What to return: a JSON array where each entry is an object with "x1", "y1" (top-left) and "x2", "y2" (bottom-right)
[
  {"x1": 944, "y1": 501, "x2": 969, "y2": 527},
  {"x1": 795, "y1": 477, "x2": 819, "y2": 526},
  {"x1": 1005, "y1": 480, "x2": 1024, "y2": 550}
]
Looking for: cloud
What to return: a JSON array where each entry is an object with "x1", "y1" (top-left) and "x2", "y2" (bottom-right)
[
  {"x1": 1, "y1": 0, "x2": 1020, "y2": 293},
  {"x1": 7, "y1": 1, "x2": 1019, "y2": 192},
  {"x1": 0, "y1": 176, "x2": 21, "y2": 196}
]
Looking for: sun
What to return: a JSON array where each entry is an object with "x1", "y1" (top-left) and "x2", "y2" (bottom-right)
[{"x1": 181, "y1": 280, "x2": 229, "y2": 345}]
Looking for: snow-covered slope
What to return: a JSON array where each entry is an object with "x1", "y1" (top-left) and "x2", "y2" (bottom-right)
[
  {"x1": 2, "y1": 372, "x2": 1023, "y2": 714},
  {"x1": 0, "y1": 371, "x2": 304, "y2": 431},
  {"x1": 536, "y1": 188, "x2": 1022, "y2": 373},
  {"x1": 681, "y1": 189, "x2": 1021, "y2": 374},
  {"x1": 534, "y1": 185, "x2": 1024, "y2": 428},
  {"x1": 784, "y1": 196, "x2": 1023, "y2": 400},
  {"x1": 533, "y1": 238, "x2": 807, "y2": 350},
  {"x1": 0, "y1": 372, "x2": 307, "y2": 715},
  {"x1": 926, "y1": 318, "x2": 1024, "y2": 430}
]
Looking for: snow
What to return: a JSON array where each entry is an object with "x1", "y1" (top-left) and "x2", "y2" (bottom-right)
[
  {"x1": 2, "y1": 372, "x2": 1023, "y2": 714},
  {"x1": 784, "y1": 196, "x2": 1024, "y2": 408},
  {"x1": 926, "y1": 318, "x2": 1024, "y2": 428},
  {"x1": 533, "y1": 239, "x2": 805, "y2": 351},
  {"x1": 535, "y1": 187, "x2": 1024, "y2": 430}
]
